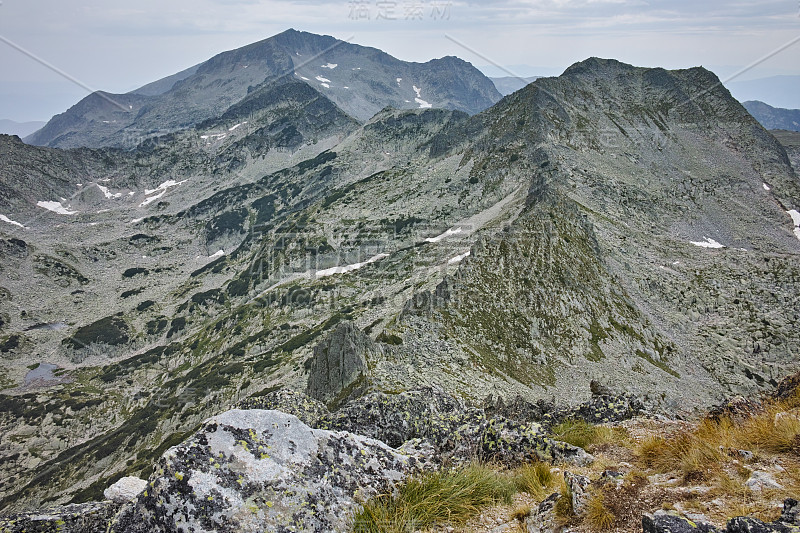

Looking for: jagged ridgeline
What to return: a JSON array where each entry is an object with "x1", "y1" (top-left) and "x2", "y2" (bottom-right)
[{"x1": 0, "y1": 51, "x2": 799, "y2": 514}]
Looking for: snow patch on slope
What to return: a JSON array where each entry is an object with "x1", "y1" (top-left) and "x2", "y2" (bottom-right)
[
  {"x1": 690, "y1": 237, "x2": 725, "y2": 249},
  {"x1": 425, "y1": 227, "x2": 463, "y2": 243},
  {"x1": 96, "y1": 184, "x2": 122, "y2": 199},
  {"x1": 316, "y1": 253, "x2": 389, "y2": 278},
  {"x1": 788, "y1": 209, "x2": 800, "y2": 241},
  {"x1": 140, "y1": 180, "x2": 187, "y2": 207},
  {"x1": 448, "y1": 251, "x2": 471, "y2": 264},
  {"x1": 412, "y1": 85, "x2": 431, "y2": 108},
  {"x1": 0, "y1": 215, "x2": 25, "y2": 228},
  {"x1": 37, "y1": 201, "x2": 78, "y2": 215}
]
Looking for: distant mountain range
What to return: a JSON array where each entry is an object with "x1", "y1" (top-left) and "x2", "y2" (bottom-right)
[
  {"x1": 726, "y1": 75, "x2": 800, "y2": 109},
  {"x1": 743, "y1": 101, "x2": 800, "y2": 132},
  {"x1": 0, "y1": 119, "x2": 45, "y2": 138},
  {"x1": 26, "y1": 29, "x2": 501, "y2": 149}
]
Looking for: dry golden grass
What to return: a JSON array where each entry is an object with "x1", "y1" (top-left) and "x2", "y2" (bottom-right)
[
  {"x1": 553, "y1": 477, "x2": 574, "y2": 519},
  {"x1": 585, "y1": 490, "x2": 615, "y2": 530},
  {"x1": 353, "y1": 463, "x2": 515, "y2": 533},
  {"x1": 512, "y1": 461, "x2": 555, "y2": 501},
  {"x1": 509, "y1": 504, "x2": 532, "y2": 521}
]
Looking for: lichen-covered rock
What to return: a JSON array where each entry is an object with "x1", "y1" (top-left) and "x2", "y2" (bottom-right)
[
  {"x1": 781, "y1": 498, "x2": 799, "y2": 525},
  {"x1": 484, "y1": 388, "x2": 643, "y2": 429},
  {"x1": 236, "y1": 388, "x2": 329, "y2": 427},
  {"x1": 306, "y1": 321, "x2": 372, "y2": 407},
  {"x1": 726, "y1": 516, "x2": 799, "y2": 533},
  {"x1": 108, "y1": 409, "x2": 421, "y2": 533},
  {"x1": 773, "y1": 372, "x2": 800, "y2": 402},
  {"x1": 524, "y1": 492, "x2": 562, "y2": 533},
  {"x1": 103, "y1": 476, "x2": 148, "y2": 503},
  {"x1": 707, "y1": 396, "x2": 764, "y2": 424},
  {"x1": 557, "y1": 393, "x2": 644, "y2": 425},
  {"x1": 0, "y1": 502, "x2": 119, "y2": 533},
  {"x1": 565, "y1": 471, "x2": 591, "y2": 516},
  {"x1": 643, "y1": 506, "x2": 800, "y2": 533},
  {"x1": 643, "y1": 511, "x2": 721, "y2": 533},
  {"x1": 322, "y1": 387, "x2": 593, "y2": 466}
]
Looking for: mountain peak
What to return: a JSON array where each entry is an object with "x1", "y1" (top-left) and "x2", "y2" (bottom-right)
[
  {"x1": 561, "y1": 57, "x2": 637, "y2": 77},
  {"x1": 27, "y1": 30, "x2": 501, "y2": 148}
]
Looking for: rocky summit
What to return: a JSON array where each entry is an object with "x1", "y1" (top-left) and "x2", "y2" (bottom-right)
[{"x1": 0, "y1": 29, "x2": 798, "y2": 533}]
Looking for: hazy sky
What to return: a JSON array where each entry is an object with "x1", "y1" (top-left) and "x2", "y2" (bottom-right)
[{"x1": 1, "y1": 0, "x2": 799, "y2": 121}]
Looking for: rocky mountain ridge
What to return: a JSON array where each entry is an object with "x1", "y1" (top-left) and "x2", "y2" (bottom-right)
[{"x1": 0, "y1": 54, "x2": 798, "y2": 514}]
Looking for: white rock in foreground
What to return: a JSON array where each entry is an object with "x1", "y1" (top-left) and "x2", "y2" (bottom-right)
[
  {"x1": 104, "y1": 476, "x2": 148, "y2": 503},
  {"x1": 109, "y1": 409, "x2": 422, "y2": 532}
]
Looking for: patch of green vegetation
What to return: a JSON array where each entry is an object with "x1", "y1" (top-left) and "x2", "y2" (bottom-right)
[
  {"x1": 190, "y1": 255, "x2": 227, "y2": 278},
  {"x1": 128, "y1": 234, "x2": 160, "y2": 247},
  {"x1": 191, "y1": 289, "x2": 226, "y2": 307},
  {"x1": 226, "y1": 277, "x2": 250, "y2": 298},
  {"x1": 275, "y1": 313, "x2": 346, "y2": 354},
  {"x1": 146, "y1": 317, "x2": 168, "y2": 336},
  {"x1": 122, "y1": 267, "x2": 149, "y2": 279},
  {"x1": 34, "y1": 255, "x2": 89, "y2": 285},
  {"x1": 0, "y1": 334, "x2": 21, "y2": 352},
  {"x1": 206, "y1": 208, "x2": 248, "y2": 243},
  {"x1": 137, "y1": 300, "x2": 156, "y2": 312},
  {"x1": 121, "y1": 288, "x2": 144, "y2": 299},
  {"x1": 63, "y1": 316, "x2": 129, "y2": 349},
  {"x1": 513, "y1": 461, "x2": 555, "y2": 500},
  {"x1": 587, "y1": 318, "x2": 608, "y2": 362},
  {"x1": 376, "y1": 332, "x2": 403, "y2": 345},
  {"x1": 635, "y1": 349, "x2": 679, "y2": 378},
  {"x1": 252, "y1": 354, "x2": 280, "y2": 374},
  {"x1": 167, "y1": 317, "x2": 187, "y2": 338},
  {"x1": 296, "y1": 150, "x2": 336, "y2": 173}
]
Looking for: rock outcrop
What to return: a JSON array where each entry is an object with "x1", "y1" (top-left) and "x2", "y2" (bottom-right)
[
  {"x1": 323, "y1": 387, "x2": 594, "y2": 466},
  {"x1": 0, "y1": 502, "x2": 119, "y2": 533},
  {"x1": 644, "y1": 500, "x2": 800, "y2": 533},
  {"x1": 306, "y1": 321, "x2": 372, "y2": 408},
  {"x1": 108, "y1": 409, "x2": 422, "y2": 532}
]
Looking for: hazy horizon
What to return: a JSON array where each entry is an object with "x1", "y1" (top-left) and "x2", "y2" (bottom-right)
[{"x1": 1, "y1": 0, "x2": 799, "y2": 122}]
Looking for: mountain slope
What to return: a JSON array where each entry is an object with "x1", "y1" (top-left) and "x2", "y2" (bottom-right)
[
  {"x1": 25, "y1": 29, "x2": 501, "y2": 149},
  {"x1": 1, "y1": 57, "x2": 799, "y2": 512},
  {"x1": 743, "y1": 100, "x2": 800, "y2": 132}
]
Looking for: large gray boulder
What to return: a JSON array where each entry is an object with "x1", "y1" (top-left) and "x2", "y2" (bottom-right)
[
  {"x1": 306, "y1": 321, "x2": 372, "y2": 407},
  {"x1": 109, "y1": 409, "x2": 423, "y2": 533}
]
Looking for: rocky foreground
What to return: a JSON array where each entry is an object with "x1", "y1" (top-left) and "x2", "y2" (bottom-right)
[{"x1": 1, "y1": 371, "x2": 798, "y2": 533}]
